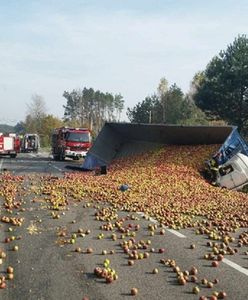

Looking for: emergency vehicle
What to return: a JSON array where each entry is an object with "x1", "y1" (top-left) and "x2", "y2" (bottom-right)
[
  {"x1": 21, "y1": 134, "x2": 40, "y2": 153},
  {"x1": 52, "y1": 127, "x2": 92, "y2": 161},
  {"x1": 0, "y1": 133, "x2": 21, "y2": 158}
]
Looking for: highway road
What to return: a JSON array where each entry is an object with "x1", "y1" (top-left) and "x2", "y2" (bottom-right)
[
  {"x1": 0, "y1": 151, "x2": 74, "y2": 175},
  {"x1": 0, "y1": 152, "x2": 247, "y2": 300}
]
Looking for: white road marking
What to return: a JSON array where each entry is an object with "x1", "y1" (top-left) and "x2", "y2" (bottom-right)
[
  {"x1": 149, "y1": 217, "x2": 157, "y2": 223},
  {"x1": 0, "y1": 159, "x2": 3, "y2": 171},
  {"x1": 137, "y1": 211, "x2": 186, "y2": 238},
  {"x1": 165, "y1": 228, "x2": 186, "y2": 238},
  {"x1": 51, "y1": 165, "x2": 63, "y2": 172},
  {"x1": 137, "y1": 213, "x2": 248, "y2": 272},
  {"x1": 223, "y1": 258, "x2": 248, "y2": 276}
]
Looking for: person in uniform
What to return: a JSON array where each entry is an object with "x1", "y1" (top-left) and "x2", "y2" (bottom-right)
[{"x1": 209, "y1": 157, "x2": 220, "y2": 185}]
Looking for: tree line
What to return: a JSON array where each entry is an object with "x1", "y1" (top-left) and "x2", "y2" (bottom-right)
[
  {"x1": 63, "y1": 87, "x2": 124, "y2": 132},
  {"x1": 127, "y1": 80, "x2": 207, "y2": 125},
  {"x1": 193, "y1": 35, "x2": 248, "y2": 135},
  {"x1": 14, "y1": 88, "x2": 124, "y2": 147},
  {"x1": 128, "y1": 35, "x2": 248, "y2": 136},
  {"x1": 12, "y1": 34, "x2": 248, "y2": 146}
]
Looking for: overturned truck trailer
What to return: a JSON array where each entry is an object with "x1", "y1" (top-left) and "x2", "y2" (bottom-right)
[{"x1": 83, "y1": 123, "x2": 248, "y2": 173}]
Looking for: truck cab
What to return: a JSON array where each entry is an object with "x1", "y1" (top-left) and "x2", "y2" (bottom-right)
[
  {"x1": 216, "y1": 153, "x2": 248, "y2": 190},
  {"x1": 52, "y1": 127, "x2": 92, "y2": 161}
]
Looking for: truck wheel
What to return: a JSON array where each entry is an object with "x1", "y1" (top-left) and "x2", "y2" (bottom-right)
[
  {"x1": 59, "y1": 153, "x2": 65, "y2": 161},
  {"x1": 53, "y1": 155, "x2": 59, "y2": 161},
  {"x1": 10, "y1": 154, "x2": 17, "y2": 158}
]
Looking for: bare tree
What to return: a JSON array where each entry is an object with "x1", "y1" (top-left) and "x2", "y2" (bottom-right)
[
  {"x1": 27, "y1": 94, "x2": 47, "y2": 119},
  {"x1": 25, "y1": 94, "x2": 47, "y2": 134},
  {"x1": 157, "y1": 77, "x2": 168, "y2": 123}
]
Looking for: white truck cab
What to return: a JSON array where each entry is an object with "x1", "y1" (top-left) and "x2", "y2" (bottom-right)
[{"x1": 216, "y1": 153, "x2": 248, "y2": 190}]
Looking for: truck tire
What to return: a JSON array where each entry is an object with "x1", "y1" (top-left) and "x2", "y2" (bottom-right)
[
  {"x1": 10, "y1": 154, "x2": 17, "y2": 158},
  {"x1": 59, "y1": 153, "x2": 65, "y2": 161},
  {"x1": 53, "y1": 155, "x2": 59, "y2": 161}
]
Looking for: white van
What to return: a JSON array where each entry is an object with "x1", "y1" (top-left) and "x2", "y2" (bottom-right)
[{"x1": 216, "y1": 153, "x2": 248, "y2": 190}]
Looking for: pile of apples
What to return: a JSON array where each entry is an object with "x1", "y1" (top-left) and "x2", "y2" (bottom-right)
[
  {"x1": 94, "y1": 258, "x2": 118, "y2": 284},
  {"x1": 0, "y1": 173, "x2": 24, "y2": 290},
  {"x1": 0, "y1": 173, "x2": 24, "y2": 209},
  {"x1": 41, "y1": 145, "x2": 248, "y2": 238}
]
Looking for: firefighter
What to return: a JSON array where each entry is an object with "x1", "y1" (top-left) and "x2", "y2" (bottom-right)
[{"x1": 209, "y1": 157, "x2": 220, "y2": 185}]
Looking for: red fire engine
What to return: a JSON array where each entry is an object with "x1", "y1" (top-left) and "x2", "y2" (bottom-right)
[
  {"x1": 0, "y1": 133, "x2": 21, "y2": 158},
  {"x1": 52, "y1": 127, "x2": 92, "y2": 161}
]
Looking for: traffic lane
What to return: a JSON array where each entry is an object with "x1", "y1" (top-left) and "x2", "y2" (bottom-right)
[
  {"x1": 0, "y1": 153, "x2": 84, "y2": 175},
  {"x1": 50, "y1": 205, "x2": 248, "y2": 300},
  {"x1": 2, "y1": 197, "x2": 248, "y2": 300},
  {"x1": 1, "y1": 159, "x2": 55, "y2": 175},
  {"x1": 1, "y1": 173, "x2": 248, "y2": 300},
  {"x1": 1, "y1": 196, "x2": 104, "y2": 300},
  {"x1": 2, "y1": 200, "x2": 183, "y2": 300},
  {"x1": 87, "y1": 209, "x2": 248, "y2": 300},
  {"x1": 178, "y1": 227, "x2": 248, "y2": 272}
]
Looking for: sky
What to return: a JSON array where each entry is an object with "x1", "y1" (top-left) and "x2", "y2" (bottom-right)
[{"x1": 0, "y1": 0, "x2": 248, "y2": 124}]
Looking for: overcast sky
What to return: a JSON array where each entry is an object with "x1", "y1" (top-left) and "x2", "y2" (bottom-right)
[{"x1": 0, "y1": 0, "x2": 247, "y2": 124}]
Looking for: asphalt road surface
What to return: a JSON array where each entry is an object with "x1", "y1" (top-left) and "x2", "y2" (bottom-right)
[
  {"x1": 0, "y1": 151, "x2": 78, "y2": 175},
  {"x1": 0, "y1": 152, "x2": 247, "y2": 300}
]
